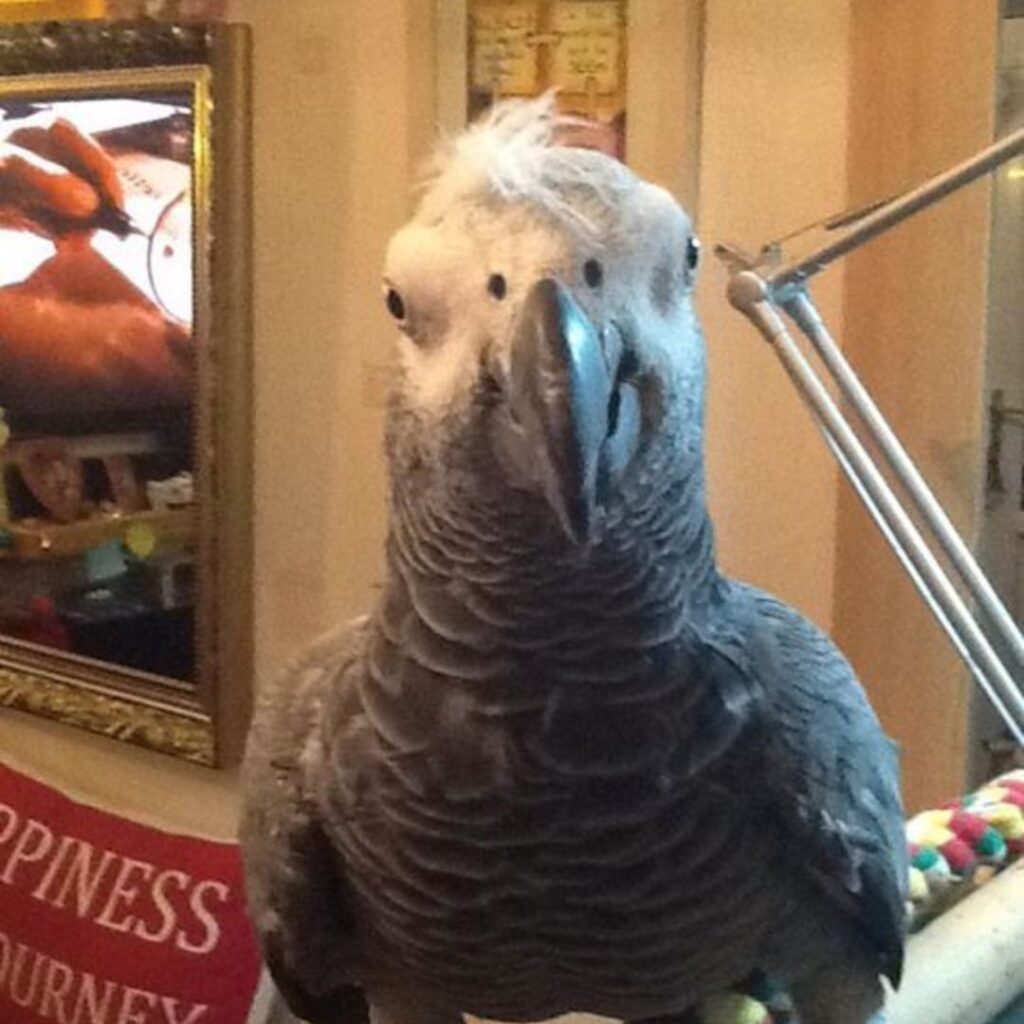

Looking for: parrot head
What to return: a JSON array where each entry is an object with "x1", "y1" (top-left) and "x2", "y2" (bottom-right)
[{"x1": 383, "y1": 96, "x2": 705, "y2": 548}]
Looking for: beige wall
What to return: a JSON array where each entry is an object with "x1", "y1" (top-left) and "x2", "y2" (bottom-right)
[
  {"x1": 240, "y1": 0, "x2": 435, "y2": 681},
  {"x1": 698, "y1": 0, "x2": 850, "y2": 630},
  {"x1": 625, "y1": 0, "x2": 705, "y2": 213}
]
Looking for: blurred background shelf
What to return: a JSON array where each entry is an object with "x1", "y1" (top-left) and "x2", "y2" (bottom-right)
[{"x1": 0, "y1": 507, "x2": 194, "y2": 560}]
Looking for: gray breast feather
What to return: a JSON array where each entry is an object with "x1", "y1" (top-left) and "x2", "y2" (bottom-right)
[
  {"x1": 704, "y1": 581, "x2": 908, "y2": 985},
  {"x1": 240, "y1": 621, "x2": 371, "y2": 1023}
]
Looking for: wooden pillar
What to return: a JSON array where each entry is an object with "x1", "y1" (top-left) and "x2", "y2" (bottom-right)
[{"x1": 837, "y1": 1, "x2": 1000, "y2": 810}]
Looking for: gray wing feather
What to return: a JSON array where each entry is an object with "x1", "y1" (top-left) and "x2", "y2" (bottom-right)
[
  {"x1": 239, "y1": 620, "x2": 371, "y2": 1024},
  {"x1": 704, "y1": 582, "x2": 908, "y2": 985}
]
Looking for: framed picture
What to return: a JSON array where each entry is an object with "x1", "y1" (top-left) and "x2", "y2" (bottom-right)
[
  {"x1": 435, "y1": 1, "x2": 703, "y2": 211},
  {"x1": 466, "y1": 0, "x2": 628, "y2": 158},
  {"x1": 0, "y1": 20, "x2": 252, "y2": 765}
]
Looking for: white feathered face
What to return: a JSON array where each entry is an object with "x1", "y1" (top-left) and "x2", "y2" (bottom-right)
[{"x1": 382, "y1": 108, "x2": 705, "y2": 544}]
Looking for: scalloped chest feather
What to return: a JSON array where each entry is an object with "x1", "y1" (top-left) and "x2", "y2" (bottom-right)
[{"x1": 315, "y1": 593, "x2": 800, "y2": 1021}]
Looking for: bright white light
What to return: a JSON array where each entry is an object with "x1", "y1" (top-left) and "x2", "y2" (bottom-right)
[
  {"x1": 0, "y1": 99, "x2": 186, "y2": 142},
  {"x1": 0, "y1": 230, "x2": 53, "y2": 287}
]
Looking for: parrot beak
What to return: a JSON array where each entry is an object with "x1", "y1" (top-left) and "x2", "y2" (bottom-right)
[{"x1": 505, "y1": 277, "x2": 639, "y2": 544}]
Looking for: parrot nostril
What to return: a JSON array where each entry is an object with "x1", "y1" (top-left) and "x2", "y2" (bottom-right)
[
  {"x1": 617, "y1": 347, "x2": 640, "y2": 384},
  {"x1": 583, "y1": 259, "x2": 603, "y2": 289},
  {"x1": 607, "y1": 389, "x2": 621, "y2": 437},
  {"x1": 607, "y1": 348, "x2": 638, "y2": 438}
]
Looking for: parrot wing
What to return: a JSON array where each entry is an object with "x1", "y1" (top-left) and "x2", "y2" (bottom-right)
[
  {"x1": 704, "y1": 582, "x2": 908, "y2": 986},
  {"x1": 240, "y1": 620, "x2": 371, "y2": 1024}
]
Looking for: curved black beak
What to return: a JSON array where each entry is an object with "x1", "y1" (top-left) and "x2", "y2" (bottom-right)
[{"x1": 507, "y1": 277, "x2": 624, "y2": 544}]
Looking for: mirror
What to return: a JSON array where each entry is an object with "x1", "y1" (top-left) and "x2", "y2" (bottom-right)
[{"x1": 0, "y1": 20, "x2": 251, "y2": 766}]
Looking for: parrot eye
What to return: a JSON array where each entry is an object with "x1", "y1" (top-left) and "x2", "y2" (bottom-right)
[
  {"x1": 487, "y1": 273, "x2": 507, "y2": 300},
  {"x1": 685, "y1": 236, "x2": 701, "y2": 274},
  {"x1": 583, "y1": 258, "x2": 603, "y2": 289},
  {"x1": 384, "y1": 287, "x2": 406, "y2": 322}
]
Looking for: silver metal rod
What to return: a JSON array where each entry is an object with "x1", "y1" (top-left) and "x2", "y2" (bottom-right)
[
  {"x1": 728, "y1": 279, "x2": 1024, "y2": 741},
  {"x1": 821, "y1": 430, "x2": 1021, "y2": 740},
  {"x1": 718, "y1": 131, "x2": 1024, "y2": 742},
  {"x1": 765, "y1": 127, "x2": 1024, "y2": 290},
  {"x1": 781, "y1": 289, "x2": 1024, "y2": 671}
]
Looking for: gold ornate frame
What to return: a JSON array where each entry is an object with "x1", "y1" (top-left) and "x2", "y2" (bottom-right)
[{"x1": 0, "y1": 22, "x2": 252, "y2": 766}]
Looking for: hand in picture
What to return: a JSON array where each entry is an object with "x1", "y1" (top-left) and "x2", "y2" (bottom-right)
[
  {"x1": 0, "y1": 116, "x2": 134, "y2": 240},
  {"x1": 0, "y1": 114, "x2": 191, "y2": 416}
]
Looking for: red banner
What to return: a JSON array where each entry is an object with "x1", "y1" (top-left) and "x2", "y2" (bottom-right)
[{"x1": 0, "y1": 759, "x2": 262, "y2": 1024}]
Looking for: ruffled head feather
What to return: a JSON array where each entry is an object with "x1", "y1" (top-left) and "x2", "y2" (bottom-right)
[{"x1": 416, "y1": 93, "x2": 635, "y2": 234}]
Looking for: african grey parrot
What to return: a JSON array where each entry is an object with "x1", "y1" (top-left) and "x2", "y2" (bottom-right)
[{"x1": 240, "y1": 96, "x2": 907, "y2": 1024}]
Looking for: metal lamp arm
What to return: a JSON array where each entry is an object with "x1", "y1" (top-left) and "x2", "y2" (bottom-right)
[{"x1": 718, "y1": 127, "x2": 1024, "y2": 740}]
